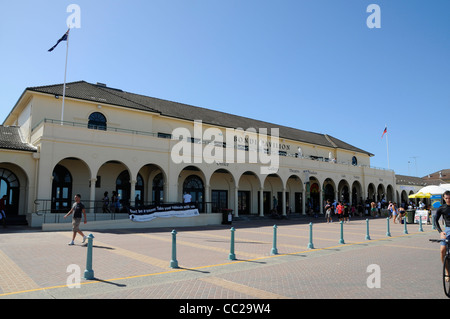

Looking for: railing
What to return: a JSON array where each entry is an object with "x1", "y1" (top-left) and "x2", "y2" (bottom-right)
[
  {"x1": 31, "y1": 118, "x2": 394, "y2": 172},
  {"x1": 31, "y1": 118, "x2": 160, "y2": 138},
  {"x1": 33, "y1": 199, "x2": 225, "y2": 223}
]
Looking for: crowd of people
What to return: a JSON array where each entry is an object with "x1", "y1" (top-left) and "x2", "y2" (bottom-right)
[{"x1": 321, "y1": 199, "x2": 421, "y2": 224}]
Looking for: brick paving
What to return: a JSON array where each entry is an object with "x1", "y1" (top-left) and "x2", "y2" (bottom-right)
[{"x1": 0, "y1": 216, "x2": 447, "y2": 303}]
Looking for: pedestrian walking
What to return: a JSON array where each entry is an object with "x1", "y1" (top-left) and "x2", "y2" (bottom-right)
[
  {"x1": 102, "y1": 191, "x2": 111, "y2": 214},
  {"x1": 370, "y1": 202, "x2": 377, "y2": 218},
  {"x1": 325, "y1": 200, "x2": 333, "y2": 223},
  {"x1": 64, "y1": 194, "x2": 87, "y2": 245},
  {"x1": 343, "y1": 202, "x2": 350, "y2": 223},
  {"x1": 336, "y1": 202, "x2": 344, "y2": 222},
  {"x1": 391, "y1": 202, "x2": 398, "y2": 224}
]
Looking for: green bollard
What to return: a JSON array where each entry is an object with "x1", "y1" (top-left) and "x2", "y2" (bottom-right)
[
  {"x1": 403, "y1": 217, "x2": 408, "y2": 234},
  {"x1": 365, "y1": 219, "x2": 371, "y2": 240},
  {"x1": 339, "y1": 221, "x2": 345, "y2": 244},
  {"x1": 419, "y1": 215, "x2": 423, "y2": 232},
  {"x1": 229, "y1": 227, "x2": 236, "y2": 260},
  {"x1": 84, "y1": 234, "x2": 95, "y2": 280},
  {"x1": 307, "y1": 222, "x2": 314, "y2": 249},
  {"x1": 271, "y1": 225, "x2": 278, "y2": 255},
  {"x1": 386, "y1": 217, "x2": 391, "y2": 237},
  {"x1": 432, "y1": 214, "x2": 436, "y2": 230},
  {"x1": 170, "y1": 229, "x2": 179, "y2": 268}
]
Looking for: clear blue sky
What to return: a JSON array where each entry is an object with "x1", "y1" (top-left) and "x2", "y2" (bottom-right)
[{"x1": 1, "y1": 0, "x2": 449, "y2": 178}]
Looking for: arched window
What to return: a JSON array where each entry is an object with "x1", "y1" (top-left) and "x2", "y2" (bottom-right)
[{"x1": 88, "y1": 112, "x2": 107, "y2": 131}]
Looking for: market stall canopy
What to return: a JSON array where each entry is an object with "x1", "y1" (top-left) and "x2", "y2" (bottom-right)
[
  {"x1": 408, "y1": 192, "x2": 430, "y2": 199},
  {"x1": 409, "y1": 185, "x2": 447, "y2": 199},
  {"x1": 440, "y1": 184, "x2": 450, "y2": 191}
]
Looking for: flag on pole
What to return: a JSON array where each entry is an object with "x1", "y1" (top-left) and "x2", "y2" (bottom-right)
[
  {"x1": 381, "y1": 126, "x2": 387, "y2": 139},
  {"x1": 48, "y1": 29, "x2": 70, "y2": 52}
]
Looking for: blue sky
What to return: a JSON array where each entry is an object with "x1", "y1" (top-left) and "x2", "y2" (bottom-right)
[{"x1": 1, "y1": 0, "x2": 449, "y2": 178}]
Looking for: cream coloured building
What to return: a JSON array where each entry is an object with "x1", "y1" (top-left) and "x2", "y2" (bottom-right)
[{"x1": 0, "y1": 81, "x2": 397, "y2": 228}]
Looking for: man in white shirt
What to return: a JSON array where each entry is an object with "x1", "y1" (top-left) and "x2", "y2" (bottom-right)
[{"x1": 183, "y1": 192, "x2": 192, "y2": 203}]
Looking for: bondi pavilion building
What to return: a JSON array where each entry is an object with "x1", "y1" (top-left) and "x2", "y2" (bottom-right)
[{"x1": 1, "y1": 81, "x2": 398, "y2": 229}]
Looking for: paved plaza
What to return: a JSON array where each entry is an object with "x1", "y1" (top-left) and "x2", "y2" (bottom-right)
[{"x1": 0, "y1": 215, "x2": 447, "y2": 304}]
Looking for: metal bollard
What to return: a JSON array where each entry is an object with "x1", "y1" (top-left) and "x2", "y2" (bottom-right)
[
  {"x1": 229, "y1": 227, "x2": 236, "y2": 260},
  {"x1": 307, "y1": 222, "x2": 314, "y2": 249},
  {"x1": 271, "y1": 225, "x2": 278, "y2": 255},
  {"x1": 386, "y1": 217, "x2": 391, "y2": 237},
  {"x1": 339, "y1": 221, "x2": 345, "y2": 244},
  {"x1": 84, "y1": 234, "x2": 95, "y2": 280},
  {"x1": 365, "y1": 219, "x2": 371, "y2": 240},
  {"x1": 419, "y1": 215, "x2": 424, "y2": 232},
  {"x1": 170, "y1": 229, "x2": 179, "y2": 268},
  {"x1": 432, "y1": 214, "x2": 436, "y2": 230},
  {"x1": 403, "y1": 217, "x2": 408, "y2": 234}
]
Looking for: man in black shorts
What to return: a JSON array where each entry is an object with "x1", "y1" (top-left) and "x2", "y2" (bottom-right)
[
  {"x1": 64, "y1": 194, "x2": 87, "y2": 245},
  {"x1": 435, "y1": 191, "x2": 450, "y2": 264}
]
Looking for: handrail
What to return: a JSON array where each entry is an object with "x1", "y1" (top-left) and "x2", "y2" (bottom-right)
[
  {"x1": 31, "y1": 118, "x2": 394, "y2": 172},
  {"x1": 33, "y1": 199, "x2": 218, "y2": 223}
]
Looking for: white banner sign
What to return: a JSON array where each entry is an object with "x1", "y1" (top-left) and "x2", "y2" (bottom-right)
[{"x1": 128, "y1": 203, "x2": 199, "y2": 222}]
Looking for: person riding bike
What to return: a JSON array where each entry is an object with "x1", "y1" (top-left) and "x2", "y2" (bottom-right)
[{"x1": 435, "y1": 191, "x2": 450, "y2": 266}]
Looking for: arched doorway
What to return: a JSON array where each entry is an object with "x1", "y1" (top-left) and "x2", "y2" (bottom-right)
[
  {"x1": 183, "y1": 175, "x2": 204, "y2": 212},
  {"x1": 0, "y1": 168, "x2": 20, "y2": 216}
]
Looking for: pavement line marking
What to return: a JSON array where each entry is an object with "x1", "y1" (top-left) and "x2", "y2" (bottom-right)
[
  {"x1": 180, "y1": 230, "x2": 304, "y2": 250},
  {"x1": 238, "y1": 228, "x2": 366, "y2": 243},
  {"x1": 0, "y1": 229, "x2": 434, "y2": 298},
  {"x1": 59, "y1": 232, "x2": 169, "y2": 269},
  {"x1": 135, "y1": 233, "x2": 262, "y2": 258},
  {"x1": 384, "y1": 244, "x2": 437, "y2": 251},
  {"x1": 200, "y1": 276, "x2": 291, "y2": 299},
  {"x1": 0, "y1": 250, "x2": 40, "y2": 294}
]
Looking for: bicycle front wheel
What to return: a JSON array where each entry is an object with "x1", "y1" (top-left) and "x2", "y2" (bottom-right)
[{"x1": 444, "y1": 256, "x2": 450, "y2": 298}]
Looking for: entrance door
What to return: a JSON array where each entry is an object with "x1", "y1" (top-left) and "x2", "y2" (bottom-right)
[
  {"x1": 212, "y1": 190, "x2": 228, "y2": 212},
  {"x1": 277, "y1": 191, "x2": 290, "y2": 214},
  {"x1": 294, "y1": 192, "x2": 302, "y2": 213},
  {"x1": 238, "y1": 191, "x2": 250, "y2": 215},
  {"x1": 0, "y1": 168, "x2": 20, "y2": 216},
  {"x1": 152, "y1": 173, "x2": 164, "y2": 205},
  {"x1": 183, "y1": 175, "x2": 204, "y2": 212},
  {"x1": 116, "y1": 170, "x2": 144, "y2": 209},
  {"x1": 258, "y1": 191, "x2": 271, "y2": 215},
  {"x1": 51, "y1": 165, "x2": 72, "y2": 214}
]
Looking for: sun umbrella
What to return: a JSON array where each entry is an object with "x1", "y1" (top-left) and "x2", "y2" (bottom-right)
[{"x1": 440, "y1": 184, "x2": 450, "y2": 191}]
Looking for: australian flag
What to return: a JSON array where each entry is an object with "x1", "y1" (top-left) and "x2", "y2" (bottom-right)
[{"x1": 48, "y1": 29, "x2": 70, "y2": 52}]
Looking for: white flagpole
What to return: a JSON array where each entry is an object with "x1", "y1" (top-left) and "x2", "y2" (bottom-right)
[
  {"x1": 61, "y1": 30, "x2": 70, "y2": 125},
  {"x1": 385, "y1": 124, "x2": 390, "y2": 169}
]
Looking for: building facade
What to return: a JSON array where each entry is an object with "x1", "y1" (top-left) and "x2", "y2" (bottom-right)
[{"x1": 0, "y1": 81, "x2": 398, "y2": 227}]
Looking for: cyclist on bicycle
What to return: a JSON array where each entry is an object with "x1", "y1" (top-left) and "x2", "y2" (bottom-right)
[{"x1": 435, "y1": 190, "x2": 450, "y2": 264}]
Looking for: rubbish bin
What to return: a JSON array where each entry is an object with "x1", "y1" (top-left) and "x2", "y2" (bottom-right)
[
  {"x1": 406, "y1": 209, "x2": 415, "y2": 224},
  {"x1": 221, "y1": 209, "x2": 233, "y2": 225}
]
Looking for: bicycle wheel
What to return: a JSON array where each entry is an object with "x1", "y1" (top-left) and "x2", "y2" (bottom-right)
[{"x1": 444, "y1": 255, "x2": 450, "y2": 298}]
